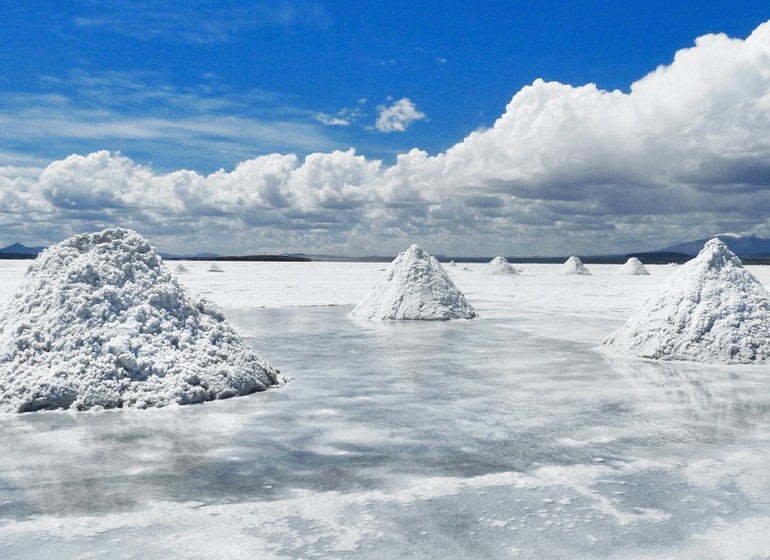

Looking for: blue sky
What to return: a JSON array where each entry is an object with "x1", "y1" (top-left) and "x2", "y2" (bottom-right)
[{"x1": 1, "y1": 2, "x2": 770, "y2": 256}]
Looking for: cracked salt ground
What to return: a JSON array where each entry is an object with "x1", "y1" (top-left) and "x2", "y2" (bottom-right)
[{"x1": 0, "y1": 262, "x2": 770, "y2": 558}]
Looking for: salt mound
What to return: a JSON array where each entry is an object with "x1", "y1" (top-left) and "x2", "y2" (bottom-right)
[
  {"x1": 616, "y1": 257, "x2": 649, "y2": 276},
  {"x1": 449, "y1": 260, "x2": 457, "y2": 267},
  {"x1": 349, "y1": 244, "x2": 477, "y2": 320},
  {"x1": 558, "y1": 256, "x2": 591, "y2": 275},
  {"x1": 482, "y1": 256, "x2": 518, "y2": 275},
  {"x1": 208, "y1": 263, "x2": 223, "y2": 272},
  {"x1": 602, "y1": 239, "x2": 770, "y2": 364},
  {"x1": 0, "y1": 228, "x2": 283, "y2": 412},
  {"x1": 175, "y1": 264, "x2": 190, "y2": 274}
]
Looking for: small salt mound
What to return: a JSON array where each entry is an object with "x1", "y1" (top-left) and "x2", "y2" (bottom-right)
[
  {"x1": 208, "y1": 263, "x2": 223, "y2": 272},
  {"x1": 558, "y1": 256, "x2": 591, "y2": 275},
  {"x1": 0, "y1": 228, "x2": 283, "y2": 412},
  {"x1": 616, "y1": 257, "x2": 649, "y2": 276},
  {"x1": 349, "y1": 244, "x2": 477, "y2": 320},
  {"x1": 482, "y1": 256, "x2": 518, "y2": 275},
  {"x1": 602, "y1": 238, "x2": 770, "y2": 364},
  {"x1": 449, "y1": 260, "x2": 457, "y2": 267},
  {"x1": 175, "y1": 264, "x2": 191, "y2": 274}
]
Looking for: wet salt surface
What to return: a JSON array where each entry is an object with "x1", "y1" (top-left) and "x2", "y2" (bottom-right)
[{"x1": 0, "y1": 262, "x2": 770, "y2": 558}]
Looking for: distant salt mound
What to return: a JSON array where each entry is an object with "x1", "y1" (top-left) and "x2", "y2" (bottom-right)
[
  {"x1": 616, "y1": 257, "x2": 649, "y2": 276},
  {"x1": 0, "y1": 228, "x2": 283, "y2": 412},
  {"x1": 349, "y1": 244, "x2": 477, "y2": 320},
  {"x1": 175, "y1": 264, "x2": 190, "y2": 274},
  {"x1": 602, "y1": 239, "x2": 770, "y2": 364},
  {"x1": 558, "y1": 256, "x2": 591, "y2": 275},
  {"x1": 482, "y1": 256, "x2": 518, "y2": 275},
  {"x1": 449, "y1": 260, "x2": 457, "y2": 267},
  {"x1": 208, "y1": 262, "x2": 223, "y2": 272}
]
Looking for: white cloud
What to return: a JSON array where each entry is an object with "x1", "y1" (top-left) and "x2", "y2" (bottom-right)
[
  {"x1": 3, "y1": 22, "x2": 770, "y2": 255},
  {"x1": 314, "y1": 114, "x2": 351, "y2": 126},
  {"x1": 314, "y1": 100, "x2": 367, "y2": 127},
  {"x1": 375, "y1": 98, "x2": 427, "y2": 133}
]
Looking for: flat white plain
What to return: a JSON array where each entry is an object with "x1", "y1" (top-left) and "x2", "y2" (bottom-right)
[{"x1": 0, "y1": 260, "x2": 769, "y2": 559}]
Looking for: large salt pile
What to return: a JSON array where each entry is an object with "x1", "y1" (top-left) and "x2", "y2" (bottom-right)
[
  {"x1": 0, "y1": 228, "x2": 283, "y2": 412},
  {"x1": 349, "y1": 244, "x2": 477, "y2": 320},
  {"x1": 602, "y1": 239, "x2": 770, "y2": 364},
  {"x1": 616, "y1": 257, "x2": 649, "y2": 275},
  {"x1": 558, "y1": 256, "x2": 591, "y2": 275},
  {"x1": 482, "y1": 256, "x2": 518, "y2": 275}
]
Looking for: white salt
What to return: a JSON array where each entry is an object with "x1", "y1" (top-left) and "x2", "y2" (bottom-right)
[
  {"x1": 0, "y1": 228, "x2": 283, "y2": 412},
  {"x1": 349, "y1": 244, "x2": 477, "y2": 320},
  {"x1": 175, "y1": 264, "x2": 191, "y2": 274},
  {"x1": 482, "y1": 256, "x2": 519, "y2": 276},
  {"x1": 209, "y1": 263, "x2": 223, "y2": 272},
  {"x1": 602, "y1": 238, "x2": 770, "y2": 364},
  {"x1": 558, "y1": 256, "x2": 591, "y2": 275},
  {"x1": 615, "y1": 257, "x2": 649, "y2": 276}
]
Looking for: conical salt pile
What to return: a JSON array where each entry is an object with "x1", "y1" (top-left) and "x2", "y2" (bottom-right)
[
  {"x1": 482, "y1": 256, "x2": 518, "y2": 275},
  {"x1": 602, "y1": 239, "x2": 770, "y2": 364},
  {"x1": 558, "y1": 256, "x2": 591, "y2": 275},
  {"x1": 616, "y1": 257, "x2": 649, "y2": 276},
  {"x1": 349, "y1": 244, "x2": 477, "y2": 320},
  {"x1": 208, "y1": 262, "x2": 223, "y2": 272},
  {"x1": 175, "y1": 264, "x2": 191, "y2": 274},
  {"x1": 0, "y1": 228, "x2": 283, "y2": 412},
  {"x1": 449, "y1": 260, "x2": 457, "y2": 267}
]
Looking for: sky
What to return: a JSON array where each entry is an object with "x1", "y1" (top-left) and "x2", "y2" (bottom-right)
[{"x1": 1, "y1": 1, "x2": 770, "y2": 256}]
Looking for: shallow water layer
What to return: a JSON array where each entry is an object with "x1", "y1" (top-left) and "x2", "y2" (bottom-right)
[{"x1": 0, "y1": 263, "x2": 769, "y2": 559}]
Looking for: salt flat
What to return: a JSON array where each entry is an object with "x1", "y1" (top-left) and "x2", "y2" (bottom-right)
[{"x1": 0, "y1": 260, "x2": 769, "y2": 559}]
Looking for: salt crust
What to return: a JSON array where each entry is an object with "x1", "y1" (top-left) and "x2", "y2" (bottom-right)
[
  {"x1": 602, "y1": 238, "x2": 770, "y2": 364},
  {"x1": 558, "y1": 256, "x2": 591, "y2": 275},
  {"x1": 0, "y1": 228, "x2": 282, "y2": 412},
  {"x1": 615, "y1": 257, "x2": 649, "y2": 275},
  {"x1": 349, "y1": 244, "x2": 477, "y2": 320},
  {"x1": 482, "y1": 256, "x2": 518, "y2": 275}
]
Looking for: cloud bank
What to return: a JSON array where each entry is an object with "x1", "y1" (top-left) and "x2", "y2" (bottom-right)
[{"x1": 3, "y1": 21, "x2": 770, "y2": 256}]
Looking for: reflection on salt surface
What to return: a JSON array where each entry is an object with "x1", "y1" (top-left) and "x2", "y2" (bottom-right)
[
  {"x1": 603, "y1": 353, "x2": 770, "y2": 442},
  {"x1": 1, "y1": 273, "x2": 770, "y2": 557}
]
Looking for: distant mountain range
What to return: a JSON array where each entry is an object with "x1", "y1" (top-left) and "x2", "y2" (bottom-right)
[
  {"x1": 659, "y1": 233, "x2": 770, "y2": 258},
  {"x1": 0, "y1": 243, "x2": 309, "y2": 262},
  {"x1": 1, "y1": 233, "x2": 769, "y2": 262},
  {"x1": 0, "y1": 242, "x2": 46, "y2": 258}
]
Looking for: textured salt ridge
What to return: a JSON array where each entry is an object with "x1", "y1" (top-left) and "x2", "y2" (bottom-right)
[
  {"x1": 482, "y1": 256, "x2": 518, "y2": 275},
  {"x1": 602, "y1": 238, "x2": 770, "y2": 364},
  {"x1": 558, "y1": 256, "x2": 591, "y2": 275},
  {"x1": 0, "y1": 228, "x2": 283, "y2": 413},
  {"x1": 349, "y1": 244, "x2": 477, "y2": 320},
  {"x1": 616, "y1": 257, "x2": 649, "y2": 275}
]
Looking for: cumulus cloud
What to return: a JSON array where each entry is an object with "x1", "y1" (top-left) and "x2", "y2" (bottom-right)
[
  {"x1": 3, "y1": 21, "x2": 770, "y2": 256},
  {"x1": 375, "y1": 98, "x2": 427, "y2": 133}
]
